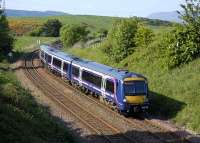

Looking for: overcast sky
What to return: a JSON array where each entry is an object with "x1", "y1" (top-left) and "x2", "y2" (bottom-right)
[{"x1": 6, "y1": 0, "x2": 185, "y2": 17}]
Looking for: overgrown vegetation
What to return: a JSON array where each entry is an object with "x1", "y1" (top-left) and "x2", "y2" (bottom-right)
[
  {"x1": 0, "y1": 72, "x2": 75, "y2": 143},
  {"x1": 101, "y1": 19, "x2": 155, "y2": 63},
  {"x1": 60, "y1": 24, "x2": 89, "y2": 48},
  {"x1": 165, "y1": 0, "x2": 200, "y2": 68},
  {"x1": 66, "y1": 0, "x2": 200, "y2": 133}
]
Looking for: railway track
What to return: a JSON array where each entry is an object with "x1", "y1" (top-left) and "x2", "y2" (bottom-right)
[
  {"x1": 24, "y1": 50, "x2": 191, "y2": 143},
  {"x1": 24, "y1": 50, "x2": 138, "y2": 143},
  {"x1": 37, "y1": 58, "x2": 191, "y2": 143}
]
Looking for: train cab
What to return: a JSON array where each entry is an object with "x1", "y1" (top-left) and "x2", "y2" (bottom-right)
[{"x1": 122, "y1": 76, "x2": 149, "y2": 113}]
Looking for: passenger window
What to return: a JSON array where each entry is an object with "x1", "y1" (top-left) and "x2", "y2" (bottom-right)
[
  {"x1": 106, "y1": 80, "x2": 114, "y2": 94},
  {"x1": 53, "y1": 58, "x2": 61, "y2": 69},
  {"x1": 72, "y1": 66, "x2": 79, "y2": 78},
  {"x1": 45, "y1": 53, "x2": 52, "y2": 64},
  {"x1": 47, "y1": 55, "x2": 52, "y2": 64},
  {"x1": 45, "y1": 53, "x2": 48, "y2": 61},
  {"x1": 82, "y1": 70, "x2": 102, "y2": 88},
  {"x1": 63, "y1": 62, "x2": 68, "y2": 72}
]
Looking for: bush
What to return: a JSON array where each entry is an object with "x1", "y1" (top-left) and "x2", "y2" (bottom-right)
[
  {"x1": 165, "y1": 0, "x2": 200, "y2": 68},
  {"x1": 30, "y1": 19, "x2": 62, "y2": 37},
  {"x1": 29, "y1": 27, "x2": 43, "y2": 36},
  {"x1": 104, "y1": 19, "x2": 138, "y2": 62},
  {"x1": 134, "y1": 25, "x2": 155, "y2": 47},
  {"x1": 60, "y1": 24, "x2": 89, "y2": 48}
]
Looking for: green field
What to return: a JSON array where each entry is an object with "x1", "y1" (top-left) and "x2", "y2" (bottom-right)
[
  {"x1": 67, "y1": 38, "x2": 200, "y2": 133},
  {"x1": 9, "y1": 15, "x2": 118, "y2": 32},
  {"x1": 14, "y1": 36, "x2": 57, "y2": 52},
  {"x1": 9, "y1": 15, "x2": 172, "y2": 33}
]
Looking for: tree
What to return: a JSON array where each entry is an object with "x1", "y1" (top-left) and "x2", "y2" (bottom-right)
[
  {"x1": 60, "y1": 24, "x2": 89, "y2": 48},
  {"x1": 134, "y1": 25, "x2": 154, "y2": 47},
  {"x1": 166, "y1": 0, "x2": 200, "y2": 68},
  {"x1": 105, "y1": 19, "x2": 138, "y2": 62},
  {"x1": 31, "y1": 19, "x2": 62, "y2": 37},
  {"x1": 0, "y1": 10, "x2": 14, "y2": 56},
  {"x1": 178, "y1": 0, "x2": 200, "y2": 26}
]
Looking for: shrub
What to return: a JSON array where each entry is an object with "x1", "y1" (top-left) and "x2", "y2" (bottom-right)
[
  {"x1": 60, "y1": 24, "x2": 89, "y2": 48},
  {"x1": 30, "y1": 19, "x2": 62, "y2": 37},
  {"x1": 165, "y1": 0, "x2": 200, "y2": 68},
  {"x1": 41, "y1": 19, "x2": 62, "y2": 37},
  {"x1": 105, "y1": 19, "x2": 138, "y2": 62},
  {"x1": 134, "y1": 25, "x2": 155, "y2": 47}
]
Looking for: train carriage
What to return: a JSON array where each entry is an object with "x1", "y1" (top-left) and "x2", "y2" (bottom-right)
[{"x1": 39, "y1": 45, "x2": 149, "y2": 114}]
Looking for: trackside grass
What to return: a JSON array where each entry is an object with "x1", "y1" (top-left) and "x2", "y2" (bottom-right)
[
  {"x1": 67, "y1": 42, "x2": 200, "y2": 133},
  {"x1": 0, "y1": 36, "x2": 76, "y2": 143},
  {"x1": 0, "y1": 72, "x2": 76, "y2": 143},
  {"x1": 14, "y1": 36, "x2": 57, "y2": 52}
]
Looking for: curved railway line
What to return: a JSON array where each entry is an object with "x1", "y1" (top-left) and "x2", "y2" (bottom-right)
[{"x1": 23, "y1": 50, "x2": 191, "y2": 143}]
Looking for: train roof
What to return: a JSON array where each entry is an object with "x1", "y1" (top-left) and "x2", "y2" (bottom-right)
[
  {"x1": 40, "y1": 45, "x2": 146, "y2": 81},
  {"x1": 40, "y1": 45, "x2": 75, "y2": 62}
]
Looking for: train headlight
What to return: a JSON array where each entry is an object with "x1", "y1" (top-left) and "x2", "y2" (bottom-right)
[{"x1": 123, "y1": 99, "x2": 127, "y2": 102}]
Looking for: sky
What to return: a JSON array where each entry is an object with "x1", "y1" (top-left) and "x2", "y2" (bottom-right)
[{"x1": 6, "y1": 0, "x2": 185, "y2": 17}]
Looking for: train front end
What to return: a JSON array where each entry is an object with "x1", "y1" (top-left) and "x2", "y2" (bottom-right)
[{"x1": 122, "y1": 77, "x2": 149, "y2": 113}]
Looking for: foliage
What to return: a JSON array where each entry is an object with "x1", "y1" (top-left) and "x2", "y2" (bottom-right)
[
  {"x1": 30, "y1": 19, "x2": 62, "y2": 37},
  {"x1": 67, "y1": 36, "x2": 200, "y2": 133},
  {"x1": 134, "y1": 25, "x2": 155, "y2": 47},
  {"x1": 91, "y1": 28, "x2": 108, "y2": 39},
  {"x1": 29, "y1": 27, "x2": 44, "y2": 37},
  {"x1": 165, "y1": 0, "x2": 200, "y2": 68},
  {"x1": 0, "y1": 72, "x2": 75, "y2": 143},
  {"x1": 60, "y1": 24, "x2": 89, "y2": 48},
  {"x1": 9, "y1": 19, "x2": 42, "y2": 36},
  {"x1": 41, "y1": 19, "x2": 62, "y2": 37},
  {"x1": 0, "y1": 10, "x2": 14, "y2": 56},
  {"x1": 8, "y1": 15, "x2": 173, "y2": 37},
  {"x1": 103, "y1": 19, "x2": 138, "y2": 62}
]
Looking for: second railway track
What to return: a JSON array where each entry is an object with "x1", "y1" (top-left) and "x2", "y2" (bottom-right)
[{"x1": 23, "y1": 50, "x2": 191, "y2": 143}]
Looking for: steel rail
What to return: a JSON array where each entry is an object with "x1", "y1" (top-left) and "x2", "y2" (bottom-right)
[{"x1": 24, "y1": 51, "x2": 137, "y2": 143}]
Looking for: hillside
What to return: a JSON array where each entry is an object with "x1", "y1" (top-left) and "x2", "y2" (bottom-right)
[
  {"x1": 148, "y1": 11, "x2": 182, "y2": 23},
  {"x1": 5, "y1": 9, "x2": 69, "y2": 17},
  {"x1": 66, "y1": 37, "x2": 200, "y2": 133},
  {"x1": 8, "y1": 15, "x2": 173, "y2": 36}
]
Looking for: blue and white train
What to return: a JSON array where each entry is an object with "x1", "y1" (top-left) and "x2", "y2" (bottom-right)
[{"x1": 39, "y1": 45, "x2": 149, "y2": 113}]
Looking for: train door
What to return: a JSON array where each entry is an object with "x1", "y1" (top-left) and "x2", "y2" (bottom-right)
[
  {"x1": 105, "y1": 78, "x2": 115, "y2": 100},
  {"x1": 101, "y1": 78, "x2": 106, "y2": 98}
]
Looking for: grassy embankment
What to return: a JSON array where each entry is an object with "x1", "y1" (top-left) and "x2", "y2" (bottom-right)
[
  {"x1": 0, "y1": 36, "x2": 76, "y2": 143},
  {"x1": 66, "y1": 34, "x2": 200, "y2": 133}
]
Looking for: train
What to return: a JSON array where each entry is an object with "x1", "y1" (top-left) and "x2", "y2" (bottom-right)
[{"x1": 39, "y1": 45, "x2": 149, "y2": 114}]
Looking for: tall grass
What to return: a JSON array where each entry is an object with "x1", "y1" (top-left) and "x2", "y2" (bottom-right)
[
  {"x1": 67, "y1": 40, "x2": 200, "y2": 133},
  {"x1": 0, "y1": 36, "x2": 76, "y2": 142},
  {"x1": 0, "y1": 71, "x2": 75, "y2": 143}
]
